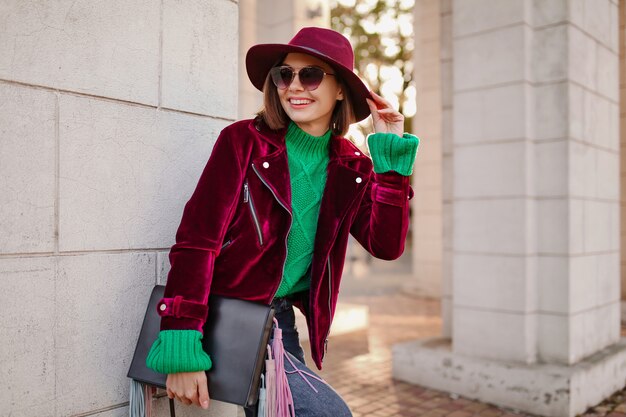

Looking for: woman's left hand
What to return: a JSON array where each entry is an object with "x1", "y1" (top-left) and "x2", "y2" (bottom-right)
[{"x1": 366, "y1": 91, "x2": 404, "y2": 136}]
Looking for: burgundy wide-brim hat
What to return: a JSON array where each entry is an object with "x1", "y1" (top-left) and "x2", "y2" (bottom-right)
[{"x1": 246, "y1": 27, "x2": 372, "y2": 122}]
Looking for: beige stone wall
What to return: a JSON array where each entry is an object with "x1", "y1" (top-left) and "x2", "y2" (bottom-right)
[
  {"x1": 239, "y1": 0, "x2": 261, "y2": 120},
  {"x1": 619, "y1": 0, "x2": 626, "y2": 299},
  {"x1": 440, "y1": 0, "x2": 453, "y2": 338},
  {"x1": 0, "y1": 1, "x2": 239, "y2": 416},
  {"x1": 395, "y1": 1, "x2": 625, "y2": 415},
  {"x1": 411, "y1": 0, "x2": 444, "y2": 304}
]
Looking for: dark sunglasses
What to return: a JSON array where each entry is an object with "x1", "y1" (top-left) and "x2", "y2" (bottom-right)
[{"x1": 269, "y1": 65, "x2": 336, "y2": 91}]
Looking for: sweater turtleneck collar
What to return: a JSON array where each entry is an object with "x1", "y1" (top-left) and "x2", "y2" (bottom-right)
[{"x1": 285, "y1": 120, "x2": 332, "y2": 159}]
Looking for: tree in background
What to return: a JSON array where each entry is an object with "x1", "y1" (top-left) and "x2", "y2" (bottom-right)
[{"x1": 330, "y1": 0, "x2": 415, "y2": 145}]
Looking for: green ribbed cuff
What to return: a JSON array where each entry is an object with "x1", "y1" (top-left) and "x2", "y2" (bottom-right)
[
  {"x1": 146, "y1": 330, "x2": 212, "y2": 374},
  {"x1": 367, "y1": 132, "x2": 420, "y2": 176}
]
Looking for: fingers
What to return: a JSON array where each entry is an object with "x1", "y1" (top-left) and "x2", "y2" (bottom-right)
[
  {"x1": 376, "y1": 109, "x2": 404, "y2": 121},
  {"x1": 377, "y1": 108, "x2": 401, "y2": 116},
  {"x1": 366, "y1": 98, "x2": 381, "y2": 124},
  {"x1": 178, "y1": 394, "x2": 192, "y2": 406},
  {"x1": 166, "y1": 372, "x2": 209, "y2": 409},
  {"x1": 369, "y1": 91, "x2": 394, "y2": 109},
  {"x1": 365, "y1": 97, "x2": 378, "y2": 111},
  {"x1": 186, "y1": 385, "x2": 199, "y2": 407},
  {"x1": 367, "y1": 94, "x2": 402, "y2": 117},
  {"x1": 197, "y1": 374, "x2": 210, "y2": 409},
  {"x1": 168, "y1": 386, "x2": 188, "y2": 405},
  {"x1": 166, "y1": 375, "x2": 175, "y2": 399},
  {"x1": 369, "y1": 103, "x2": 403, "y2": 121},
  {"x1": 367, "y1": 92, "x2": 405, "y2": 136}
]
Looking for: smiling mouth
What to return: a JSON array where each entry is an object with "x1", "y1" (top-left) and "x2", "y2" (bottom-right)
[{"x1": 289, "y1": 98, "x2": 313, "y2": 106}]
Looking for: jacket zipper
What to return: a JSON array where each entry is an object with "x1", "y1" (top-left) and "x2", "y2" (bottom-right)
[
  {"x1": 221, "y1": 239, "x2": 232, "y2": 249},
  {"x1": 251, "y1": 163, "x2": 292, "y2": 301},
  {"x1": 244, "y1": 180, "x2": 264, "y2": 246},
  {"x1": 322, "y1": 254, "x2": 332, "y2": 361},
  {"x1": 251, "y1": 162, "x2": 329, "y2": 365}
]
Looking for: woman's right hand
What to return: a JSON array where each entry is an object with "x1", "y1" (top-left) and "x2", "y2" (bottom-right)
[{"x1": 166, "y1": 371, "x2": 210, "y2": 409}]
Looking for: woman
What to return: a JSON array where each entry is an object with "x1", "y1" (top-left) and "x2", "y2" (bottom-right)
[{"x1": 146, "y1": 26, "x2": 420, "y2": 416}]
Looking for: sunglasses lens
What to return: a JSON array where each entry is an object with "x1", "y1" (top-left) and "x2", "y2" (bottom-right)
[
  {"x1": 269, "y1": 66, "x2": 326, "y2": 91},
  {"x1": 299, "y1": 67, "x2": 325, "y2": 90},
  {"x1": 270, "y1": 67, "x2": 294, "y2": 89}
]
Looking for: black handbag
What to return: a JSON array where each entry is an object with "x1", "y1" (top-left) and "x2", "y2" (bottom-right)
[{"x1": 127, "y1": 285, "x2": 275, "y2": 414}]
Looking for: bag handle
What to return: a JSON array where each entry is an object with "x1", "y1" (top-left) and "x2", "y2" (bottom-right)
[{"x1": 169, "y1": 398, "x2": 176, "y2": 417}]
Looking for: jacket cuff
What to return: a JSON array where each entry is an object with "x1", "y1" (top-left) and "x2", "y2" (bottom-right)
[
  {"x1": 146, "y1": 330, "x2": 212, "y2": 374},
  {"x1": 367, "y1": 132, "x2": 420, "y2": 176}
]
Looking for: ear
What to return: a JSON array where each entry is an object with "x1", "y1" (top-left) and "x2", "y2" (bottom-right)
[{"x1": 336, "y1": 87, "x2": 344, "y2": 101}]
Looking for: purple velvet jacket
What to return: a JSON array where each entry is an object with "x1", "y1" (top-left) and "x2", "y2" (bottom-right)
[{"x1": 157, "y1": 117, "x2": 414, "y2": 370}]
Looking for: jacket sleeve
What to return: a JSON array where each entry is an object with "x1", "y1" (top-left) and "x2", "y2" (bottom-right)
[
  {"x1": 349, "y1": 132, "x2": 419, "y2": 260},
  {"x1": 159, "y1": 127, "x2": 246, "y2": 332},
  {"x1": 146, "y1": 127, "x2": 246, "y2": 374}
]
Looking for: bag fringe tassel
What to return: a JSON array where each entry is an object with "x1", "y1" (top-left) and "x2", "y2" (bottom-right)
[
  {"x1": 260, "y1": 317, "x2": 333, "y2": 417},
  {"x1": 129, "y1": 379, "x2": 154, "y2": 417}
]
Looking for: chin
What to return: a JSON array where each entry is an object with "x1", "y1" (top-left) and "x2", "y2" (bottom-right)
[{"x1": 289, "y1": 115, "x2": 310, "y2": 123}]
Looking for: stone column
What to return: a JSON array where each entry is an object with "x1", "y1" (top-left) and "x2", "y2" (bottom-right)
[
  {"x1": 411, "y1": 0, "x2": 445, "y2": 305},
  {"x1": 619, "y1": 0, "x2": 626, "y2": 306},
  {"x1": 0, "y1": 1, "x2": 240, "y2": 416},
  {"x1": 394, "y1": 1, "x2": 624, "y2": 416},
  {"x1": 440, "y1": 0, "x2": 454, "y2": 338}
]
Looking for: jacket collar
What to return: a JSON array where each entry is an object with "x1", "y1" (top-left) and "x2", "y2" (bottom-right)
[
  {"x1": 249, "y1": 117, "x2": 371, "y2": 261},
  {"x1": 250, "y1": 117, "x2": 367, "y2": 163}
]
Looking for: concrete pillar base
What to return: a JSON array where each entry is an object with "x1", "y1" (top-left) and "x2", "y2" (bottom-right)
[
  {"x1": 392, "y1": 337, "x2": 626, "y2": 417},
  {"x1": 296, "y1": 302, "x2": 369, "y2": 341}
]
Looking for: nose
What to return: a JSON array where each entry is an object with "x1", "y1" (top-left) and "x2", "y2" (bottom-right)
[{"x1": 288, "y1": 72, "x2": 305, "y2": 91}]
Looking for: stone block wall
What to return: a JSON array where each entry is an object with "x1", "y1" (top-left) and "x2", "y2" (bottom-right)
[
  {"x1": 412, "y1": 0, "x2": 444, "y2": 303},
  {"x1": 533, "y1": 0, "x2": 621, "y2": 365},
  {"x1": 440, "y1": 0, "x2": 453, "y2": 338},
  {"x1": 448, "y1": 0, "x2": 620, "y2": 365},
  {"x1": 619, "y1": 0, "x2": 626, "y2": 300},
  {"x1": 0, "y1": 1, "x2": 239, "y2": 416}
]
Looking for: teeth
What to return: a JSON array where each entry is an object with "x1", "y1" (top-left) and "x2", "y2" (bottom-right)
[{"x1": 290, "y1": 99, "x2": 312, "y2": 105}]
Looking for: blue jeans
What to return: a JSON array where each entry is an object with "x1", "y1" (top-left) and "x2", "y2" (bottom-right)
[{"x1": 244, "y1": 297, "x2": 352, "y2": 417}]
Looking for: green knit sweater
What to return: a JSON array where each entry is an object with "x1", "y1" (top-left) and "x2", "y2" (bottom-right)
[
  {"x1": 146, "y1": 122, "x2": 420, "y2": 374},
  {"x1": 275, "y1": 121, "x2": 331, "y2": 297}
]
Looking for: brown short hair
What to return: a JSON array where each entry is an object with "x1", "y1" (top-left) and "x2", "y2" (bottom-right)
[{"x1": 255, "y1": 68, "x2": 356, "y2": 137}]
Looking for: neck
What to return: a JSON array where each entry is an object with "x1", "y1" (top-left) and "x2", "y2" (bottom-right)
[{"x1": 292, "y1": 121, "x2": 330, "y2": 137}]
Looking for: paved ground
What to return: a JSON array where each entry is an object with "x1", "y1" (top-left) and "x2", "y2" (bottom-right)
[{"x1": 300, "y1": 291, "x2": 626, "y2": 417}]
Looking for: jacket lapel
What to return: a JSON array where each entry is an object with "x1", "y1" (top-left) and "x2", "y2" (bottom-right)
[
  {"x1": 251, "y1": 148, "x2": 292, "y2": 212},
  {"x1": 313, "y1": 135, "x2": 370, "y2": 256},
  {"x1": 250, "y1": 122, "x2": 292, "y2": 212}
]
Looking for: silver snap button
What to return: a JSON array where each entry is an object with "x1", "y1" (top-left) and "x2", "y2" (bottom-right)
[
  {"x1": 159, "y1": 304, "x2": 167, "y2": 311},
  {"x1": 356, "y1": 177, "x2": 362, "y2": 183},
  {"x1": 263, "y1": 162, "x2": 270, "y2": 169},
  {"x1": 355, "y1": 151, "x2": 361, "y2": 156}
]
